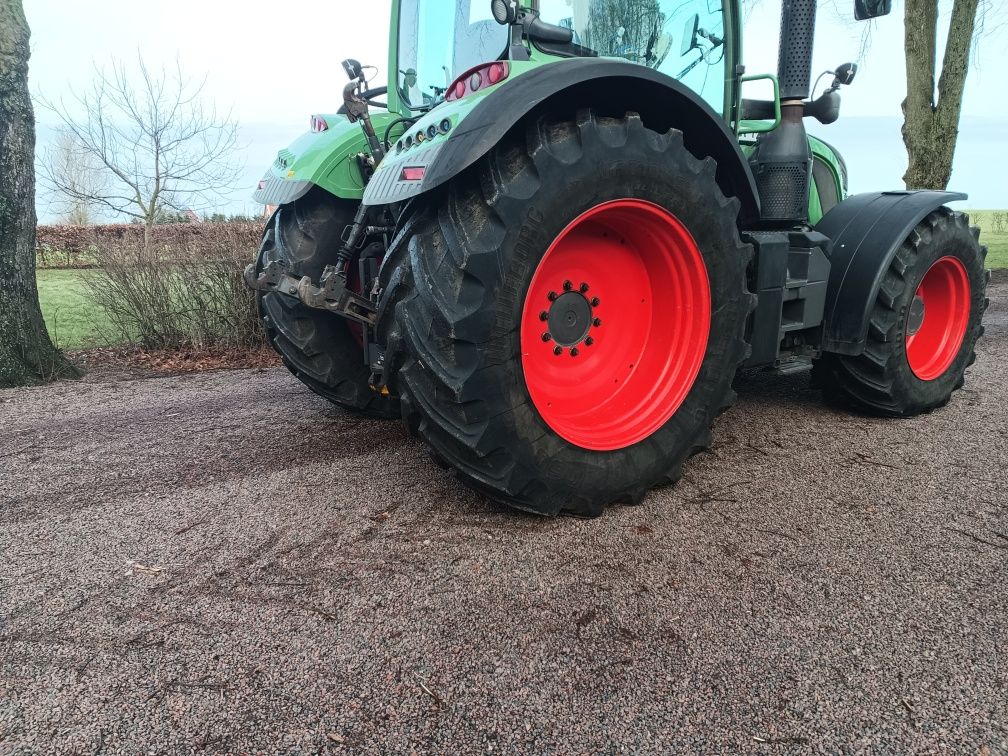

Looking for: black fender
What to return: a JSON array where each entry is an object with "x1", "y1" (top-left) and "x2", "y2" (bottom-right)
[
  {"x1": 363, "y1": 58, "x2": 760, "y2": 223},
  {"x1": 815, "y1": 190, "x2": 967, "y2": 355}
]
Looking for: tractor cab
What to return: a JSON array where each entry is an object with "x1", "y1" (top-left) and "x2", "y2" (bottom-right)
[{"x1": 395, "y1": 0, "x2": 731, "y2": 115}]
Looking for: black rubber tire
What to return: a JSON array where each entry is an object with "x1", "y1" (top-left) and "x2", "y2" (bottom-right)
[
  {"x1": 256, "y1": 187, "x2": 398, "y2": 418},
  {"x1": 377, "y1": 110, "x2": 754, "y2": 516},
  {"x1": 812, "y1": 208, "x2": 988, "y2": 416}
]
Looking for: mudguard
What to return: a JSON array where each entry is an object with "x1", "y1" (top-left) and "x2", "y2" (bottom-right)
[
  {"x1": 363, "y1": 58, "x2": 761, "y2": 222},
  {"x1": 252, "y1": 110, "x2": 403, "y2": 206},
  {"x1": 815, "y1": 190, "x2": 967, "y2": 355}
]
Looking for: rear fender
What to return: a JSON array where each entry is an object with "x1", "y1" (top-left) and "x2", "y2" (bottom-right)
[
  {"x1": 815, "y1": 190, "x2": 967, "y2": 355},
  {"x1": 363, "y1": 58, "x2": 761, "y2": 223},
  {"x1": 253, "y1": 111, "x2": 402, "y2": 206}
]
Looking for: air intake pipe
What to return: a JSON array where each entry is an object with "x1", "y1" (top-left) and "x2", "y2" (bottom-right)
[{"x1": 749, "y1": 0, "x2": 817, "y2": 225}]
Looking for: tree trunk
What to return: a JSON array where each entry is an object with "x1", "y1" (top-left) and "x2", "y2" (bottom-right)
[
  {"x1": 0, "y1": 0, "x2": 79, "y2": 386},
  {"x1": 901, "y1": 0, "x2": 981, "y2": 190}
]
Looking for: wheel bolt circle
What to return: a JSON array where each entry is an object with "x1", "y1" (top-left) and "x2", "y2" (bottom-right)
[
  {"x1": 539, "y1": 311, "x2": 549, "y2": 321},
  {"x1": 570, "y1": 347, "x2": 579, "y2": 357},
  {"x1": 593, "y1": 317, "x2": 601, "y2": 327},
  {"x1": 548, "y1": 291, "x2": 558, "y2": 301},
  {"x1": 563, "y1": 280, "x2": 572, "y2": 291},
  {"x1": 584, "y1": 336, "x2": 594, "y2": 346},
  {"x1": 590, "y1": 297, "x2": 600, "y2": 307},
  {"x1": 541, "y1": 332, "x2": 551, "y2": 342},
  {"x1": 579, "y1": 282, "x2": 589, "y2": 293},
  {"x1": 553, "y1": 345, "x2": 563, "y2": 356}
]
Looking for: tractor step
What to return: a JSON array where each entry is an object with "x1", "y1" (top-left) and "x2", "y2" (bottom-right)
[{"x1": 772, "y1": 357, "x2": 813, "y2": 376}]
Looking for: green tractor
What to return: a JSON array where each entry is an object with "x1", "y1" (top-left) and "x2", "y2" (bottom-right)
[{"x1": 247, "y1": 0, "x2": 988, "y2": 516}]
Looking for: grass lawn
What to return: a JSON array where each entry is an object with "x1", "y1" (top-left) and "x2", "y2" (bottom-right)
[
  {"x1": 979, "y1": 231, "x2": 1008, "y2": 269},
  {"x1": 969, "y1": 210, "x2": 1008, "y2": 269},
  {"x1": 36, "y1": 269, "x2": 117, "y2": 349}
]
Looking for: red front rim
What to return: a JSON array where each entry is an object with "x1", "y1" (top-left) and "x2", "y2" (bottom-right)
[
  {"x1": 520, "y1": 200, "x2": 711, "y2": 451},
  {"x1": 905, "y1": 255, "x2": 971, "y2": 381}
]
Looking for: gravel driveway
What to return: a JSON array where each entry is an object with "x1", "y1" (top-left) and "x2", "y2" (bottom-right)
[{"x1": 2, "y1": 282, "x2": 1006, "y2": 755}]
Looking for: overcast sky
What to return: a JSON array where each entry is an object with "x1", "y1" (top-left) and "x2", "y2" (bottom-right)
[{"x1": 23, "y1": 0, "x2": 1008, "y2": 218}]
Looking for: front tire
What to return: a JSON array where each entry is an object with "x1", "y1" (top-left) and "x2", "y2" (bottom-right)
[
  {"x1": 380, "y1": 111, "x2": 754, "y2": 516},
  {"x1": 256, "y1": 187, "x2": 397, "y2": 418},
  {"x1": 813, "y1": 208, "x2": 988, "y2": 416}
]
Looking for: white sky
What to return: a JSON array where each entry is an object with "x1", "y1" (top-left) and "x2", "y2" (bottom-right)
[{"x1": 23, "y1": 0, "x2": 1008, "y2": 215}]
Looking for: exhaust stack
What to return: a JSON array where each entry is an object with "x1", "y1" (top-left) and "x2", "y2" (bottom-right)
[{"x1": 749, "y1": 0, "x2": 817, "y2": 225}]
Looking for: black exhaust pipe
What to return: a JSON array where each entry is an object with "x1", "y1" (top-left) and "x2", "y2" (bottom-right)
[
  {"x1": 750, "y1": 0, "x2": 817, "y2": 224},
  {"x1": 777, "y1": 0, "x2": 817, "y2": 101}
]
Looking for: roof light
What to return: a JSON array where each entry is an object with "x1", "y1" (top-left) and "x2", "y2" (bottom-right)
[
  {"x1": 401, "y1": 166, "x2": 426, "y2": 181},
  {"x1": 310, "y1": 115, "x2": 329, "y2": 133},
  {"x1": 446, "y1": 62, "x2": 510, "y2": 102}
]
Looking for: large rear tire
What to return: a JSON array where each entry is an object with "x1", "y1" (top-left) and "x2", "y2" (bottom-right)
[
  {"x1": 257, "y1": 187, "x2": 398, "y2": 418},
  {"x1": 812, "y1": 208, "x2": 988, "y2": 416},
  {"x1": 379, "y1": 111, "x2": 754, "y2": 516}
]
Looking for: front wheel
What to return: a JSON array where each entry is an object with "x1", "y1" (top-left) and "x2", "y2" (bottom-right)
[
  {"x1": 813, "y1": 208, "x2": 988, "y2": 416},
  {"x1": 380, "y1": 111, "x2": 754, "y2": 516}
]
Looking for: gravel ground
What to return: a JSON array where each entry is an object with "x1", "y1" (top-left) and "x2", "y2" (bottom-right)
[{"x1": 1, "y1": 283, "x2": 1006, "y2": 755}]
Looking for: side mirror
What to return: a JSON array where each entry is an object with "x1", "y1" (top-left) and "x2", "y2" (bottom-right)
[
  {"x1": 833, "y1": 62, "x2": 858, "y2": 86},
  {"x1": 342, "y1": 59, "x2": 363, "y2": 81},
  {"x1": 491, "y1": 0, "x2": 519, "y2": 25},
  {"x1": 854, "y1": 0, "x2": 892, "y2": 20},
  {"x1": 680, "y1": 14, "x2": 699, "y2": 56}
]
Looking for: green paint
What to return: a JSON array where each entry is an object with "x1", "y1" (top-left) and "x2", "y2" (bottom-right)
[
  {"x1": 807, "y1": 135, "x2": 846, "y2": 224},
  {"x1": 258, "y1": 111, "x2": 404, "y2": 200}
]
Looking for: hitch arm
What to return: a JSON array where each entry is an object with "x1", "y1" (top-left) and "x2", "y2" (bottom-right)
[{"x1": 243, "y1": 260, "x2": 377, "y2": 326}]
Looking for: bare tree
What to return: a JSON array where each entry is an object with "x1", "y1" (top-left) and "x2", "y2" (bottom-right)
[
  {"x1": 42, "y1": 129, "x2": 106, "y2": 225},
  {"x1": 901, "y1": 0, "x2": 993, "y2": 189},
  {"x1": 0, "y1": 0, "x2": 79, "y2": 386},
  {"x1": 40, "y1": 56, "x2": 242, "y2": 245}
]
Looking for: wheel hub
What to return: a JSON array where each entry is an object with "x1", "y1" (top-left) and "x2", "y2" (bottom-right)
[
  {"x1": 544, "y1": 288, "x2": 597, "y2": 349},
  {"x1": 907, "y1": 296, "x2": 926, "y2": 336}
]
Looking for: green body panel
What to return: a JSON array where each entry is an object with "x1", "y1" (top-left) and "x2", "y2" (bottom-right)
[
  {"x1": 260, "y1": 111, "x2": 403, "y2": 200},
  {"x1": 808, "y1": 135, "x2": 847, "y2": 225}
]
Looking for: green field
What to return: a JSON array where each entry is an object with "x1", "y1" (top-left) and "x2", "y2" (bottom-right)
[
  {"x1": 36, "y1": 269, "x2": 117, "y2": 349},
  {"x1": 970, "y1": 211, "x2": 1008, "y2": 269}
]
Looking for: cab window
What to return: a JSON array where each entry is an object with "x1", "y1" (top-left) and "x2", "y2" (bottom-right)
[{"x1": 536, "y1": 0, "x2": 727, "y2": 112}]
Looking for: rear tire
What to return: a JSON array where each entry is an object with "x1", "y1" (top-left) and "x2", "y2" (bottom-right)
[
  {"x1": 813, "y1": 208, "x2": 988, "y2": 416},
  {"x1": 379, "y1": 111, "x2": 754, "y2": 516},
  {"x1": 257, "y1": 187, "x2": 397, "y2": 418}
]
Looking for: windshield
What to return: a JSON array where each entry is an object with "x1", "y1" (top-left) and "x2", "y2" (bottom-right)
[
  {"x1": 537, "y1": 0, "x2": 727, "y2": 111},
  {"x1": 397, "y1": 0, "x2": 510, "y2": 109}
]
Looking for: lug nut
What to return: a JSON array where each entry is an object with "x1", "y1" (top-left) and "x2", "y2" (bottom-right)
[
  {"x1": 570, "y1": 347, "x2": 579, "y2": 357},
  {"x1": 563, "y1": 280, "x2": 572, "y2": 291},
  {"x1": 548, "y1": 291, "x2": 558, "y2": 301},
  {"x1": 579, "y1": 282, "x2": 589, "y2": 293},
  {"x1": 541, "y1": 332, "x2": 551, "y2": 342},
  {"x1": 593, "y1": 317, "x2": 602, "y2": 327},
  {"x1": 539, "y1": 311, "x2": 549, "y2": 321},
  {"x1": 584, "y1": 336, "x2": 594, "y2": 346},
  {"x1": 590, "y1": 297, "x2": 600, "y2": 307},
  {"x1": 553, "y1": 346, "x2": 563, "y2": 356}
]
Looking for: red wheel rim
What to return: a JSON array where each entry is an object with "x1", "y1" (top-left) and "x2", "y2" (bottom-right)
[
  {"x1": 520, "y1": 199, "x2": 710, "y2": 451},
  {"x1": 905, "y1": 255, "x2": 971, "y2": 381}
]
